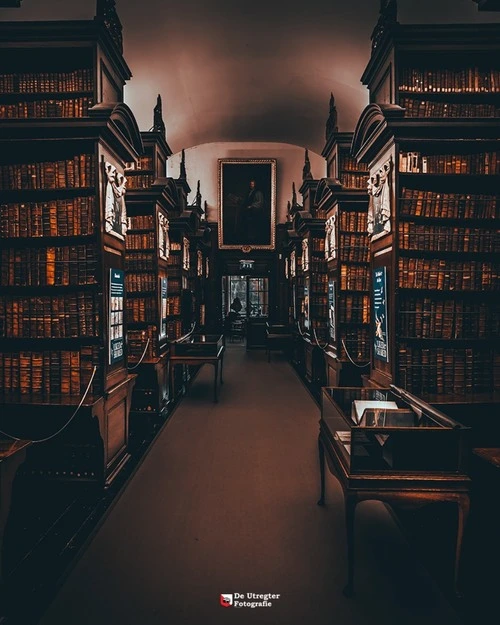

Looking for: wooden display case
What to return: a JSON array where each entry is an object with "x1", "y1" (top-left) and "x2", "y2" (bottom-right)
[
  {"x1": 319, "y1": 385, "x2": 471, "y2": 596},
  {"x1": 0, "y1": 8, "x2": 142, "y2": 484}
]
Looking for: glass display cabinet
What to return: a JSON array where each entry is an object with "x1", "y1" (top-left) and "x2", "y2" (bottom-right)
[
  {"x1": 170, "y1": 334, "x2": 224, "y2": 358},
  {"x1": 318, "y1": 385, "x2": 471, "y2": 597}
]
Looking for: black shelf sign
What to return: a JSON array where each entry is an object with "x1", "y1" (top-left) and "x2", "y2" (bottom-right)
[
  {"x1": 373, "y1": 267, "x2": 389, "y2": 362},
  {"x1": 160, "y1": 277, "x2": 168, "y2": 339},
  {"x1": 109, "y1": 268, "x2": 125, "y2": 364}
]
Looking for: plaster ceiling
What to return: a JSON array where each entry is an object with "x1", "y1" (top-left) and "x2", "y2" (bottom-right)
[{"x1": 1, "y1": 0, "x2": 499, "y2": 154}]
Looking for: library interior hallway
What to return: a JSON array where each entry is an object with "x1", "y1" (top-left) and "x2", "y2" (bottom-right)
[{"x1": 38, "y1": 346, "x2": 462, "y2": 625}]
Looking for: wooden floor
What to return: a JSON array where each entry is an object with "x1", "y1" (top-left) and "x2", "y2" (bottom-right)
[{"x1": 38, "y1": 346, "x2": 463, "y2": 625}]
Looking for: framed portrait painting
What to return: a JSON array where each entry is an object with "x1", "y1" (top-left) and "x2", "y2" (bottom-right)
[{"x1": 218, "y1": 159, "x2": 276, "y2": 250}]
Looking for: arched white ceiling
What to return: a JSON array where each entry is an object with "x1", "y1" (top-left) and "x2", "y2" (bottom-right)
[{"x1": 2, "y1": 0, "x2": 499, "y2": 153}]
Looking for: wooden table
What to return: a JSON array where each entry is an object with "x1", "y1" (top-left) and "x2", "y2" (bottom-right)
[
  {"x1": 318, "y1": 386, "x2": 471, "y2": 598},
  {"x1": 169, "y1": 345, "x2": 225, "y2": 403},
  {"x1": 0, "y1": 439, "x2": 31, "y2": 583}
]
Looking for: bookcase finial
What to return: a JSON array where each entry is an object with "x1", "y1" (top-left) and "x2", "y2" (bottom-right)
[
  {"x1": 303, "y1": 148, "x2": 313, "y2": 181},
  {"x1": 180, "y1": 149, "x2": 187, "y2": 180},
  {"x1": 153, "y1": 94, "x2": 166, "y2": 136},
  {"x1": 326, "y1": 92, "x2": 339, "y2": 140},
  {"x1": 371, "y1": 0, "x2": 398, "y2": 51},
  {"x1": 95, "y1": 0, "x2": 123, "y2": 52}
]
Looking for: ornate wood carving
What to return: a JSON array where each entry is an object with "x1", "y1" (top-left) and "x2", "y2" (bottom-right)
[
  {"x1": 325, "y1": 93, "x2": 339, "y2": 140},
  {"x1": 95, "y1": 0, "x2": 123, "y2": 52}
]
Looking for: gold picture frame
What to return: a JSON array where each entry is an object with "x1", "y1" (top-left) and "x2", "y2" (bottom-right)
[{"x1": 218, "y1": 158, "x2": 276, "y2": 250}]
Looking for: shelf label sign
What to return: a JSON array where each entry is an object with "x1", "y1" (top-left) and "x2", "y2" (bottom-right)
[
  {"x1": 109, "y1": 269, "x2": 125, "y2": 364},
  {"x1": 303, "y1": 280, "x2": 310, "y2": 330},
  {"x1": 160, "y1": 277, "x2": 168, "y2": 339},
  {"x1": 328, "y1": 280, "x2": 336, "y2": 342},
  {"x1": 373, "y1": 267, "x2": 389, "y2": 362}
]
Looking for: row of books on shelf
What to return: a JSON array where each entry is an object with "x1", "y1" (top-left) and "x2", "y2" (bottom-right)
[
  {"x1": 309, "y1": 319, "x2": 328, "y2": 341},
  {"x1": 0, "y1": 97, "x2": 93, "y2": 119},
  {"x1": 127, "y1": 155, "x2": 154, "y2": 171},
  {"x1": 126, "y1": 297, "x2": 157, "y2": 323},
  {"x1": 127, "y1": 214, "x2": 154, "y2": 230},
  {"x1": 399, "y1": 97, "x2": 500, "y2": 119},
  {"x1": 167, "y1": 319, "x2": 183, "y2": 341},
  {"x1": 126, "y1": 232, "x2": 155, "y2": 250},
  {"x1": 310, "y1": 305, "x2": 328, "y2": 318},
  {"x1": 167, "y1": 296, "x2": 181, "y2": 316},
  {"x1": 0, "y1": 292, "x2": 99, "y2": 338},
  {"x1": 0, "y1": 69, "x2": 93, "y2": 94},
  {"x1": 399, "y1": 151, "x2": 499, "y2": 175},
  {"x1": 125, "y1": 252, "x2": 155, "y2": 272},
  {"x1": 340, "y1": 173, "x2": 369, "y2": 189},
  {"x1": 339, "y1": 153, "x2": 368, "y2": 173},
  {"x1": 0, "y1": 347, "x2": 101, "y2": 397},
  {"x1": 398, "y1": 296, "x2": 499, "y2": 339},
  {"x1": 338, "y1": 233, "x2": 369, "y2": 262},
  {"x1": 168, "y1": 278, "x2": 182, "y2": 293},
  {"x1": 311, "y1": 274, "x2": 328, "y2": 288},
  {"x1": 400, "y1": 188, "x2": 498, "y2": 220},
  {"x1": 398, "y1": 222, "x2": 499, "y2": 253},
  {"x1": 398, "y1": 67, "x2": 500, "y2": 94},
  {"x1": 1, "y1": 245, "x2": 98, "y2": 287},
  {"x1": 0, "y1": 155, "x2": 95, "y2": 190},
  {"x1": 311, "y1": 238, "x2": 325, "y2": 252},
  {"x1": 340, "y1": 265, "x2": 369, "y2": 291},
  {"x1": 167, "y1": 255, "x2": 182, "y2": 267},
  {"x1": 398, "y1": 345, "x2": 499, "y2": 395},
  {"x1": 398, "y1": 258, "x2": 498, "y2": 291},
  {"x1": 339, "y1": 211, "x2": 368, "y2": 232},
  {"x1": 338, "y1": 294, "x2": 370, "y2": 324},
  {"x1": 340, "y1": 329, "x2": 370, "y2": 361},
  {"x1": 126, "y1": 174, "x2": 155, "y2": 189},
  {"x1": 309, "y1": 259, "x2": 327, "y2": 273},
  {"x1": 125, "y1": 273, "x2": 156, "y2": 293},
  {"x1": 127, "y1": 327, "x2": 158, "y2": 361},
  {"x1": 0, "y1": 197, "x2": 95, "y2": 238}
]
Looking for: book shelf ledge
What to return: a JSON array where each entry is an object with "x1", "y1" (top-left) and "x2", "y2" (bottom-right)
[
  {"x1": 398, "y1": 173, "x2": 500, "y2": 178},
  {"x1": 398, "y1": 214, "x2": 500, "y2": 225},
  {"x1": 398, "y1": 287, "x2": 499, "y2": 295},
  {"x1": 0, "y1": 91, "x2": 94, "y2": 99},
  {"x1": 0, "y1": 393, "x2": 102, "y2": 408},
  {"x1": 0, "y1": 336, "x2": 102, "y2": 345},
  {"x1": 398, "y1": 90, "x2": 500, "y2": 98},
  {"x1": 126, "y1": 290, "x2": 157, "y2": 297},
  {"x1": 398, "y1": 249, "x2": 498, "y2": 259},
  {"x1": 399, "y1": 336, "x2": 500, "y2": 344},
  {"x1": 0, "y1": 234, "x2": 97, "y2": 245},
  {"x1": 0, "y1": 187, "x2": 96, "y2": 197},
  {"x1": 0, "y1": 283, "x2": 100, "y2": 293}
]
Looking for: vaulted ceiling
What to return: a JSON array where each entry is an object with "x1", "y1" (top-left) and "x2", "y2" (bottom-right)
[{"x1": 1, "y1": 0, "x2": 499, "y2": 154}]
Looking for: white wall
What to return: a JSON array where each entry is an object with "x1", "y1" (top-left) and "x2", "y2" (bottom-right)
[{"x1": 167, "y1": 142, "x2": 326, "y2": 224}]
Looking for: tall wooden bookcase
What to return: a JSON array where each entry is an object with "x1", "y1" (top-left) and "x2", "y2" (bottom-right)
[
  {"x1": 123, "y1": 96, "x2": 173, "y2": 448},
  {"x1": 317, "y1": 127, "x2": 370, "y2": 387},
  {"x1": 0, "y1": 7, "x2": 143, "y2": 484},
  {"x1": 351, "y1": 17, "x2": 500, "y2": 429}
]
